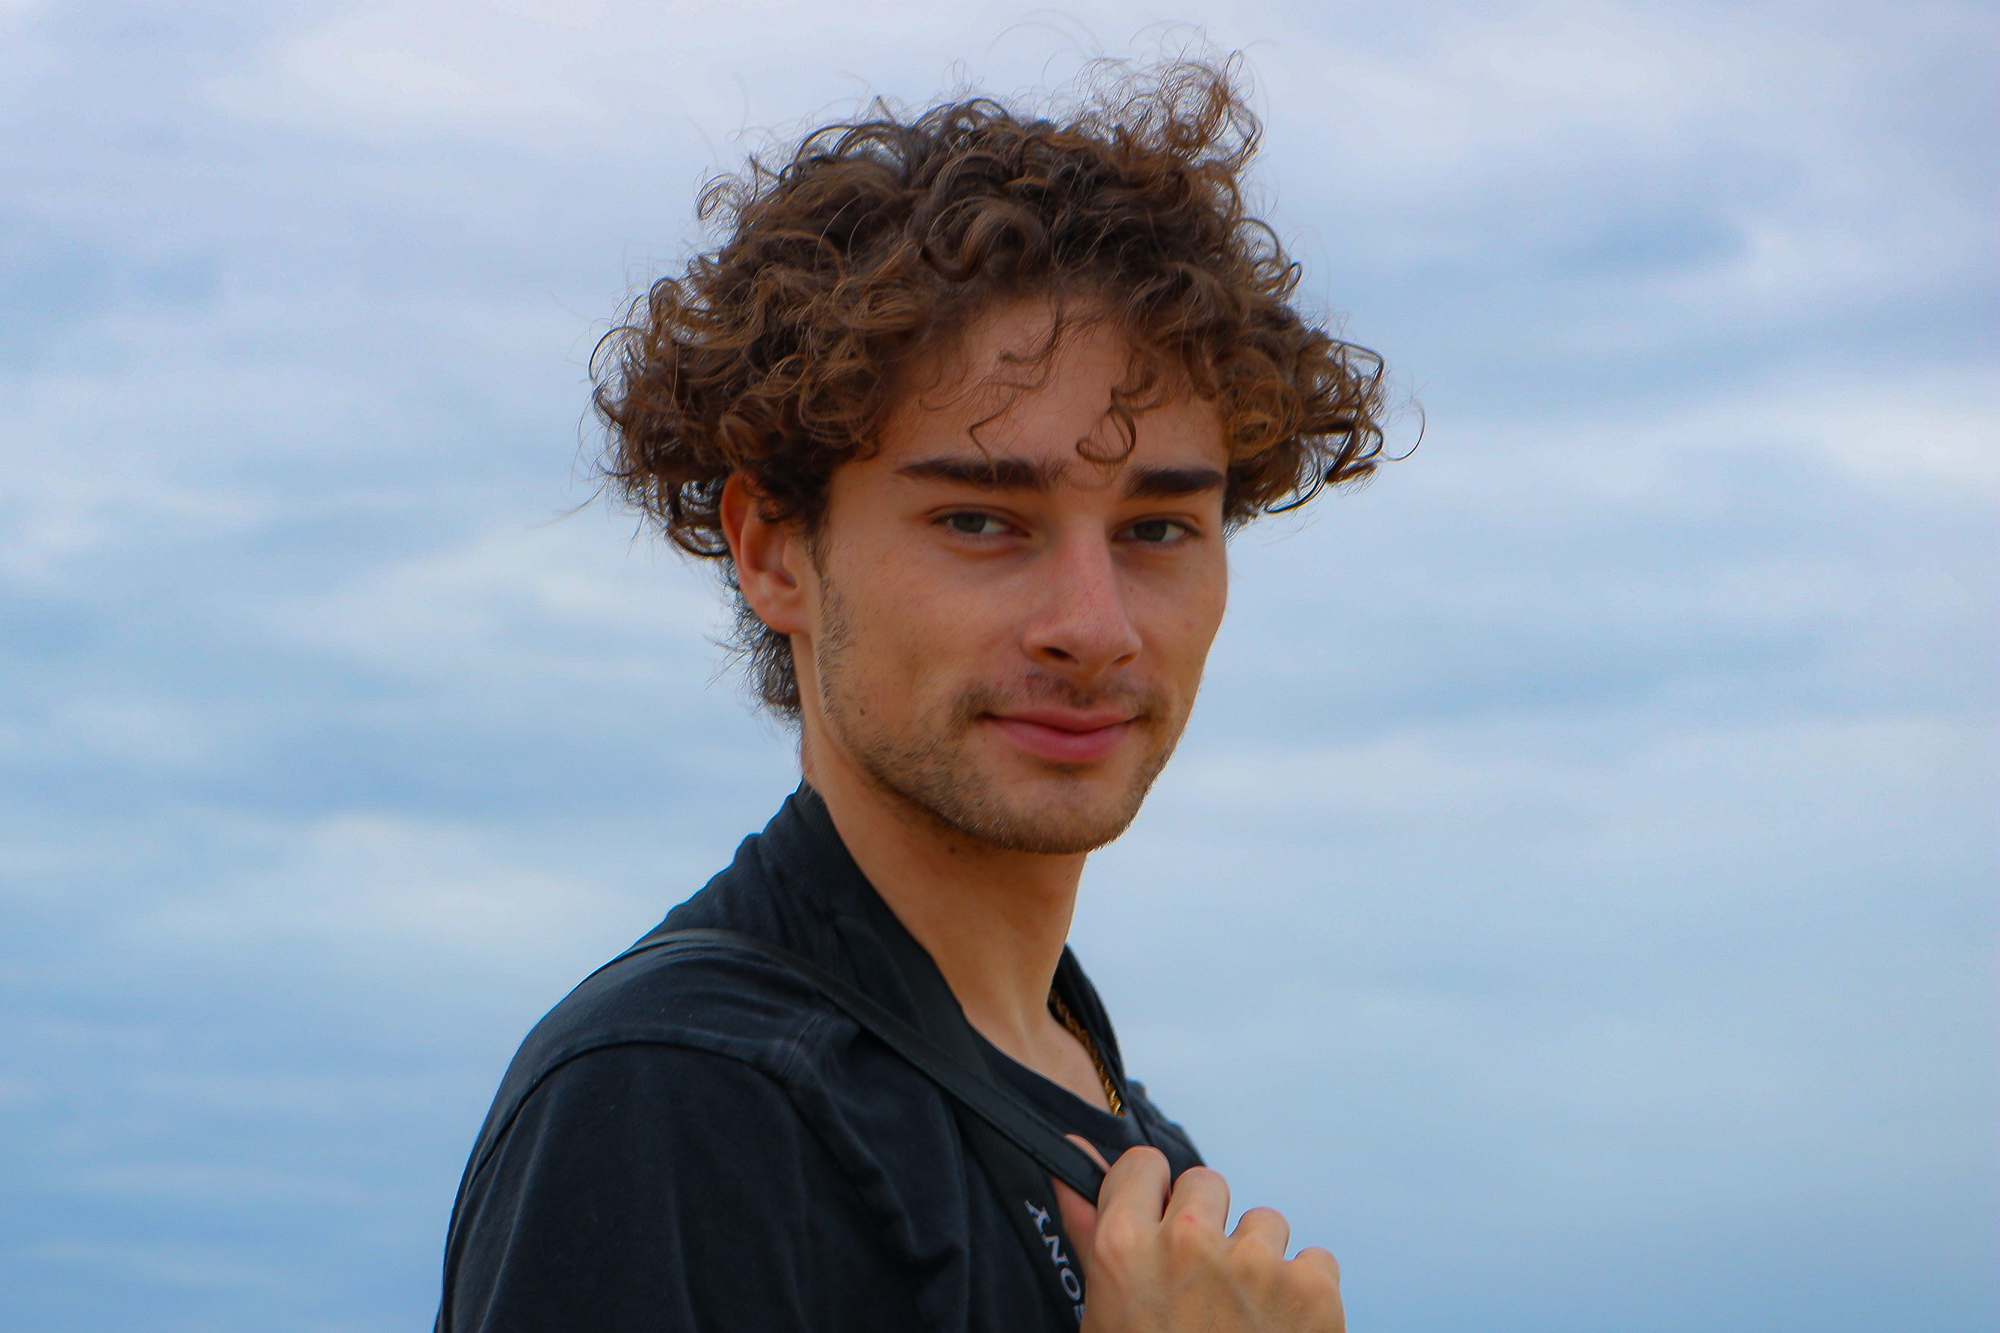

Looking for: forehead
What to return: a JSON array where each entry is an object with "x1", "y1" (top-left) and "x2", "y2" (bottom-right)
[{"x1": 869, "y1": 299, "x2": 1227, "y2": 476}]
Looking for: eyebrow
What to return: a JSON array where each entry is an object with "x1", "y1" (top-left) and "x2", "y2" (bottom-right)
[{"x1": 894, "y1": 455, "x2": 1227, "y2": 500}]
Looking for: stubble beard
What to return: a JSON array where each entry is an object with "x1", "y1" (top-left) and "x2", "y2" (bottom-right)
[{"x1": 811, "y1": 579, "x2": 1184, "y2": 856}]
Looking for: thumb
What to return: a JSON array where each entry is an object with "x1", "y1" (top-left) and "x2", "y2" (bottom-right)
[{"x1": 1052, "y1": 1134, "x2": 1112, "y2": 1275}]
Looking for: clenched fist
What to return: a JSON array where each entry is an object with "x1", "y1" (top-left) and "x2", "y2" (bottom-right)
[{"x1": 1054, "y1": 1140, "x2": 1343, "y2": 1333}]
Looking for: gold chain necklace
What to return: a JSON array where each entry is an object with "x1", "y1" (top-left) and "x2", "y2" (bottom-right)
[{"x1": 1048, "y1": 988, "x2": 1123, "y2": 1117}]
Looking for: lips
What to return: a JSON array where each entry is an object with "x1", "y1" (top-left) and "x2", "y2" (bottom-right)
[{"x1": 981, "y1": 708, "x2": 1137, "y2": 764}]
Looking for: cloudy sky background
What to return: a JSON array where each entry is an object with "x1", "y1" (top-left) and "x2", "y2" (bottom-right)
[{"x1": 1, "y1": 1, "x2": 1992, "y2": 1330}]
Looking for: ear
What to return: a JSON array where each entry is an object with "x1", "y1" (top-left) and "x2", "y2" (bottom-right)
[{"x1": 719, "y1": 471, "x2": 811, "y2": 637}]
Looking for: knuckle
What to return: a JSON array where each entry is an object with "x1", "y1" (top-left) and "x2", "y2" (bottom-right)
[
  {"x1": 1276, "y1": 1270, "x2": 1336, "y2": 1321},
  {"x1": 1163, "y1": 1209, "x2": 1219, "y2": 1261},
  {"x1": 1225, "y1": 1237, "x2": 1283, "y2": 1286},
  {"x1": 1106, "y1": 1146, "x2": 1169, "y2": 1191},
  {"x1": 1293, "y1": 1246, "x2": 1343, "y2": 1290},
  {"x1": 1093, "y1": 1214, "x2": 1143, "y2": 1262}
]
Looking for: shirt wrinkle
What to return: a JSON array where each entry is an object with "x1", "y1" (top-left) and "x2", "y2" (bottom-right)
[{"x1": 436, "y1": 784, "x2": 1204, "y2": 1333}]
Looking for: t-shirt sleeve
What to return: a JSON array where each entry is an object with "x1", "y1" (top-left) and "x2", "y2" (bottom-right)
[{"x1": 441, "y1": 1041, "x2": 915, "y2": 1332}]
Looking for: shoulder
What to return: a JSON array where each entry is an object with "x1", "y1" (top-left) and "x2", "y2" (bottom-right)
[
  {"x1": 465, "y1": 939, "x2": 839, "y2": 1179},
  {"x1": 440, "y1": 945, "x2": 962, "y2": 1331},
  {"x1": 441, "y1": 1040, "x2": 920, "y2": 1332},
  {"x1": 462, "y1": 934, "x2": 962, "y2": 1216},
  {"x1": 521, "y1": 936, "x2": 837, "y2": 1076}
]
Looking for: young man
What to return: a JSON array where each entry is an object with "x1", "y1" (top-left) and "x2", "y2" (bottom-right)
[{"x1": 437, "y1": 61, "x2": 1385, "y2": 1332}]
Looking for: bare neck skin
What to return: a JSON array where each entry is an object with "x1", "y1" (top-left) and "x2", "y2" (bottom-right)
[{"x1": 800, "y1": 731, "x2": 1107, "y2": 1106}]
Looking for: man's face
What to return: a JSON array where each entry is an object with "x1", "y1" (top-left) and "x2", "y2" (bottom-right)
[{"x1": 791, "y1": 299, "x2": 1231, "y2": 855}]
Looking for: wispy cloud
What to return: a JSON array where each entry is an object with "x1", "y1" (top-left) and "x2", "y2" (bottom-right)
[{"x1": 1, "y1": 2, "x2": 1991, "y2": 1330}]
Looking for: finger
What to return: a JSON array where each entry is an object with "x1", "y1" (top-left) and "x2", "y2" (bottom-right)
[
  {"x1": 1053, "y1": 1177, "x2": 1096, "y2": 1271},
  {"x1": 1290, "y1": 1247, "x2": 1346, "y2": 1332},
  {"x1": 1068, "y1": 1132, "x2": 1113, "y2": 1179},
  {"x1": 1293, "y1": 1245, "x2": 1342, "y2": 1285},
  {"x1": 1095, "y1": 1144, "x2": 1172, "y2": 1230},
  {"x1": 1052, "y1": 1135, "x2": 1112, "y2": 1269},
  {"x1": 1230, "y1": 1204, "x2": 1291, "y2": 1257},
  {"x1": 1161, "y1": 1164, "x2": 1231, "y2": 1233}
]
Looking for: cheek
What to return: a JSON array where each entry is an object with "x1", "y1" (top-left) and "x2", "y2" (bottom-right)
[
  {"x1": 832, "y1": 554, "x2": 1005, "y2": 687},
  {"x1": 1147, "y1": 566, "x2": 1228, "y2": 668}
]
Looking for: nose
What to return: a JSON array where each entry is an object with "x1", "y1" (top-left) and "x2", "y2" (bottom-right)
[{"x1": 1022, "y1": 530, "x2": 1142, "y2": 680}]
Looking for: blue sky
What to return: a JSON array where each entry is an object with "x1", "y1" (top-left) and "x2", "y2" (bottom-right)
[{"x1": 1, "y1": 2, "x2": 1992, "y2": 1330}]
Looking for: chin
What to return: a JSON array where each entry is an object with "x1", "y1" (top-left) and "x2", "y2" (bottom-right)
[
  {"x1": 940, "y1": 808, "x2": 1136, "y2": 856},
  {"x1": 896, "y1": 750, "x2": 1169, "y2": 855},
  {"x1": 971, "y1": 798, "x2": 1141, "y2": 855}
]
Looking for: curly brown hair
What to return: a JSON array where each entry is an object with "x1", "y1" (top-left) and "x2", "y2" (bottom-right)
[{"x1": 593, "y1": 58, "x2": 1388, "y2": 717}]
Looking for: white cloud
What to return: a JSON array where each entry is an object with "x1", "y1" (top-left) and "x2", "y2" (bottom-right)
[
  {"x1": 1, "y1": 3, "x2": 1991, "y2": 1329},
  {"x1": 202, "y1": 3, "x2": 609, "y2": 143},
  {"x1": 0, "y1": 438, "x2": 273, "y2": 586},
  {"x1": 44, "y1": 695, "x2": 227, "y2": 771},
  {"x1": 0, "y1": 284, "x2": 598, "y2": 583},
  {"x1": 197, "y1": 0, "x2": 1010, "y2": 150},
  {"x1": 1731, "y1": 364, "x2": 1999, "y2": 491},
  {"x1": 1265, "y1": 2, "x2": 1771, "y2": 181},
  {"x1": 134, "y1": 810, "x2": 642, "y2": 967},
  {"x1": 1257, "y1": 1, "x2": 1991, "y2": 327},
  {"x1": 1090, "y1": 706, "x2": 1989, "y2": 971},
  {"x1": 1414, "y1": 360, "x2": 2000, "y2": 508},
  {"x1": 275, "y1": 513, "x2": 725, "y2": 683}
]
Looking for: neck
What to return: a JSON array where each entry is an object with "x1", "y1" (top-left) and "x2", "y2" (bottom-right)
[{"x1": 802, "y1": 737, "x2": 1084, "y2": 1066}]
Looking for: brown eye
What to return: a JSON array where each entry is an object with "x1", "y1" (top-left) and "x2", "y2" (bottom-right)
[
  {"x1": 1124, "y1": 519, "x2": 1187, "y2": 543},
  {"x1": 944, "y1": 512, "x2": 1007, "y2": 536}
]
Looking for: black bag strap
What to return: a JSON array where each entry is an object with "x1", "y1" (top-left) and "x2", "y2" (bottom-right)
[{"x1": 609, "y1": 927, "x2": 1107, "y2": 1200}]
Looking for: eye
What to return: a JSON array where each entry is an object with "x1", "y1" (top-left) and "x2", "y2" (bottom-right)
[
  {"x1": 941, "y1": 511, "x2": 1013, "y2": 537},
  {"x1": 1121, "y1": 518, "x2": 1191, "y2": 544}
]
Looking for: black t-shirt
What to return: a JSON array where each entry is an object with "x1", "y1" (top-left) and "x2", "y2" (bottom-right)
[{"x1": 436, "y1": 786, "x2": 1203, "y2": 1331}]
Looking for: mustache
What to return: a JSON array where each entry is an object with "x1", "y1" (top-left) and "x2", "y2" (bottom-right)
[{"x1": 953, "y1": 676, "x2": 1164, "y2": 723}]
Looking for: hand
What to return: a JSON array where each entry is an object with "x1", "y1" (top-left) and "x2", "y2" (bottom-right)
[{"x1": 1053, "y1": 1137, "x2": 1344, "y2": 1333}]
